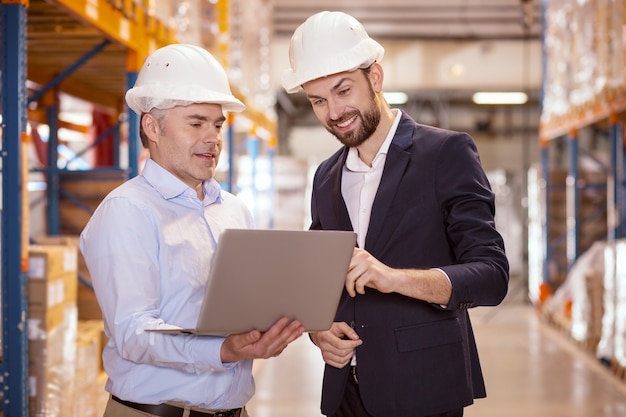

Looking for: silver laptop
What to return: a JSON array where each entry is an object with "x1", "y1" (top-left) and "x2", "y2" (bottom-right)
[{"x1": 151, "y1": 228, "x2": 356, "y2": 336}]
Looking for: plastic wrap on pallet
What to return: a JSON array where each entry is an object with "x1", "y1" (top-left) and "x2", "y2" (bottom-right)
[
  {"x1": 541, "y1": 0, "x2": 624, "y2": 125},
  {"x1": 527, "y1": 164, "x2": 546, "y2": 304},
  {"x1": 28, "y1": 305, "x2": 78, "y2": 417},
  {"x1": 569, "y1": 241, "x2": 606, "y2": 344},
  {"x1": 570, "y1": 241, "x2": 606, "y2": 347},
  {"x1": 542, "y1": 240, "x2": 606, "y2": 343},
  {"x1": 614, "y1": 240, "x2": 626, "y2": 366},
  {"x1": 73, "y1": 320, "x2": 105, "y2": 417},
  {"x1": 596, "y1": 239, "x2": 626, "y2": 363}
]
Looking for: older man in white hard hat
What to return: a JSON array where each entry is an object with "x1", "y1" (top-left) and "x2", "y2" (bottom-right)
[
  {"x1": 282, "y1": 11, "x2": 509, "y2": 417},
  {"x1": 81, "y1": 44, "x2": 304, "y2": 417}
]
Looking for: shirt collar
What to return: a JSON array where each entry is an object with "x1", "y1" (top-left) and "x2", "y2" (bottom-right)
[
  {"x1": 345, "y1": 109, "x2": 402, "y2": 172},
  {"x1": 141, "y1": 158, "x2": 223, "y2": 204}
]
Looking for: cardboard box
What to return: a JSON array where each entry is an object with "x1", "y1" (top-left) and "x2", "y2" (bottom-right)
[
  {"x1": 28, "y1": 305, "x2": 77, "y2": 417},
  {"x1": 29, "y1": 304, "x2": 68, "y2": 336},
  {"x1": 28, "y1": 244, "x2": 78, "y2": 280}
]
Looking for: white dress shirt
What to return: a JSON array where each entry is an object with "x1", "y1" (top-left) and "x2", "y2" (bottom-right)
[
  {"x1": 342, "y1": 109, "x2": 402, "y2": 249},
  {"x1": 80, "y1": 158, "x2": 255, "y2": 409}
]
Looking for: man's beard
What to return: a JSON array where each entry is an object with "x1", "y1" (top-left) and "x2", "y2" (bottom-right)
[{"x1": 326, "y1": 100, "x2": 381, "y2": 148}]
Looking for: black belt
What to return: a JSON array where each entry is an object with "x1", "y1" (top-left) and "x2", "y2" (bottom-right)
[{"x1": 111, "y1": 395, "x2": 241, "y2": 417}]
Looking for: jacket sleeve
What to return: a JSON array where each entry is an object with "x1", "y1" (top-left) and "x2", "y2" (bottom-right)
[{"x1": 435, "y1": 132, "x2": 509, "y2": 309}]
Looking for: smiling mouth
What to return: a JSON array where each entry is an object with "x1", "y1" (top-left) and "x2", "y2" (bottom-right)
[
  {"x1": 335, "y1": 114, "x2": 358, "y2": 128},
  {"x1": 197, "y1": 152, "x2": 216, "y2": 158}
]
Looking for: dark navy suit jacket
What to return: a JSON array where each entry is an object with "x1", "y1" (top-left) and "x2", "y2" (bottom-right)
[{"x1": 310, "y1": 112, "x2": 509, "y2": 417}]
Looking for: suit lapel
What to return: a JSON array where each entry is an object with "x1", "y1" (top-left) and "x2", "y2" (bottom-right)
[
  {"x1": 364, "y1": 114, "x2": 414, "y2": 253},
  {"x1": 316, "y1": 147, "x2": 353, "y2": 231}
]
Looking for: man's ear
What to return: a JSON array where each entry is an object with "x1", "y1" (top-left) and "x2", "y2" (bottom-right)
[
  {"x1": 141, "y1": 113, "x2": 160, "y2": 144},
  {"x1": 369, "y1": 62, "x2": 384, "y2": 93}
]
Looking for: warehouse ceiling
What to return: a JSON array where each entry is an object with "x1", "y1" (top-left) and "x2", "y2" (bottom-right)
[
  {"x1": 271, "y1": 0, "x2": 543, "y2": 143},
  {"x1": 6, "y1": 0, "x2": 542, "y2": 143},
  {"x1": 16, "y1": 0, "x2": 542, "y2": 109},
  {"x1": 272, "y1": 0, "x2": 542, "y2": 41},
  {"x1": 25, "y1": 0, "x2": 128, "y2": 112}
]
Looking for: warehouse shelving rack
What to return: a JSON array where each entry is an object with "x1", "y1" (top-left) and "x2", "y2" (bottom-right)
[
  {"x1": 1, "y1": 1, "x2": 279, "y2": 414},
  {"x1": 535, "y1": 0, "x2": 626, "y2": 303},
  {"x1": 538, "y1": 108, "x2": 626, "y2": 301},
  {"x1": 0, "y1": 0, "x2": 178, "y2": 414}
]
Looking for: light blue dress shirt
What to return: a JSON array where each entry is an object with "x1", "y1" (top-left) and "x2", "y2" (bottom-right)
[{"x1": 80, "y1": 158, "x2": 255, "y2": 409}]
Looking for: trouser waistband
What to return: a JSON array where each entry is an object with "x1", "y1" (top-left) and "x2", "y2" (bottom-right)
[{"x1": 111, "y1": 395, "x2": 242, "y2": 417}]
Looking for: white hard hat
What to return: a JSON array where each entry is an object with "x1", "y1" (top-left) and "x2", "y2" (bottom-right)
[
  {"x1": 125, "y1": 44, "x2": 246, "y2": 114},
  {"x1": 281, "y1": 11, "x2": 384, "y2": 94}
]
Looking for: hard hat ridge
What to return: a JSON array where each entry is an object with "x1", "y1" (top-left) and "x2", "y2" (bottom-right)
[
  {"x1": 282, "y1": 11, "x2": 384, "y2": 94},
  {"x1": 125, "y1": 44, "x2": 245, "y2": 114}
]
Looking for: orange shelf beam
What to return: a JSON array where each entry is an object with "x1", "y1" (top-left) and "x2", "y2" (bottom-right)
[
  {"x1": 540, "y1": 89, "x2": 626, "y2": 141},
  {"x1": 49, "y1": 0, "x2": 178, "y2": 66}
]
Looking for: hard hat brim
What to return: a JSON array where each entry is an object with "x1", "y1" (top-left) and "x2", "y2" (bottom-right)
[
  {"x1": 125, "y1": 84, "x2": 246, "y2": 114},
  {"x1": 282, "y1": 37, "x2": 384, "y2": 94}
]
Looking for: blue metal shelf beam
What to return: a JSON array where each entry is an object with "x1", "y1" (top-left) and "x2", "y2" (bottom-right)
[
  {"x1": 126, "y1": 71, "x2": 140, "y2": 178},
  {"x1": 27, "y1": 39, "x2": 111, "y2": 106},
  {"x1": 32, "y1": 40, "x2": 113, "y2": 234},
  {"x1": 610, "y1": 121, "x2": 621, "y2": 241},
  {"x1": 0, "y1": 2, "x2": 29, "y2": 416},
  {"x1": 46, "y1": 106, "x2": 61, "y2": 235},
  {"x1": 621, "y1": 129, "x2": 626, "y2": 240}
]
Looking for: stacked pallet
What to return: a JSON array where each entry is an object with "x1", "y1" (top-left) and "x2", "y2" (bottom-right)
[
  {"x1": 597, "y1": 239, "x2": 626, "y2": 381},
  {"x1": 541, "y1": 238, "x2": 626, "y2": 384},
  {"x1": 541, "y1": 0, "x2": 625, "y2": 135},
  {"x1": 74, "y1": 320, "x2": 108, "y2": 417},
  {"x1": 527, "y1": 166, "x2": 608, "y2": 299},
  {"x1": 28, "y1": 239, "x2": 109, "y2": 417},
  {"x1": 27, "y1": 243, "x2": 79, "y2": 417},
  {"x1": 541, "y1": 240, "x2": 606, "y2": 351}
]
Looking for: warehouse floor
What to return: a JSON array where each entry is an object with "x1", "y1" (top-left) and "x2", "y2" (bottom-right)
[{"x1": 246, "y1": 275, "x2": 626, "y2": 417}]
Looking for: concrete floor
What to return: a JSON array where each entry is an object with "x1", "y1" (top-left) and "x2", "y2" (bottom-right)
[{"x1": 247, "y1": 277, "x2": 626, "y2": 417}]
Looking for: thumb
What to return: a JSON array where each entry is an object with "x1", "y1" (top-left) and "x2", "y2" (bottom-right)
[
  {"x1": 331, "y1": 322, "x2": 359, "y2": 340},
  {"x1": 244, "y1": 329, "x2": 262, "y2": 345}
]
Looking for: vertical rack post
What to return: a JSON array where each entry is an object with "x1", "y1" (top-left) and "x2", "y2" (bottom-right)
[
  {"x1": 0, "y1": 2, "x2": 29, "y2": 416},
  {"x1": 226, "y1": 113, "x2": 235, "y2": 193},
  {"x1": 539, "y1": 137, "x2": 552, "y2": 302},
  {"x1": 566, "y1": 129, "x2": 580, "y2": 269},
  {"x1": 46, "y1": 104, "x2": 60, "y2": 235},
  {"x1": 126, "y1": 70, "x2": 140, "y2": 178},
  {"x1": 615, "y1": 118, "x2": 626, "y2": 239},
  {"x1": 609, "y1": 114, "x2": 621, "y2": 240}
]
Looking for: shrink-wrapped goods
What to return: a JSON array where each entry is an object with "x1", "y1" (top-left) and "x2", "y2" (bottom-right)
[{"x1": 542, "y1": 0, "x2": 624, "y2": 131}]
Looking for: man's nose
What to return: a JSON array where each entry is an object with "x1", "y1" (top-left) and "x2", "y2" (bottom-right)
[
  {"x1": 202, "y1": 128, "x2": 220, "y2": 143},
  {"x1": 328, "y1": 99, "x2": 346, "y2": 121}
]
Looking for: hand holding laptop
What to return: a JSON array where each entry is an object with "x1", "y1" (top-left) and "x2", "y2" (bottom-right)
[{"x1": 221, "y1": 317, "x2": 305, "y2": 362}]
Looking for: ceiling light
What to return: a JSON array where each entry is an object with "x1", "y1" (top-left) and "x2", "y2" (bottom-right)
[
  {"x1": 472, "y1": 92, "x2": 528, "y2": 105},
  {"x1": 383, "y1": 91, "x2": 408, "y2": 105},
  {"x1": 447, "y1": 63, "x2": 465, "y2": 78}
]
